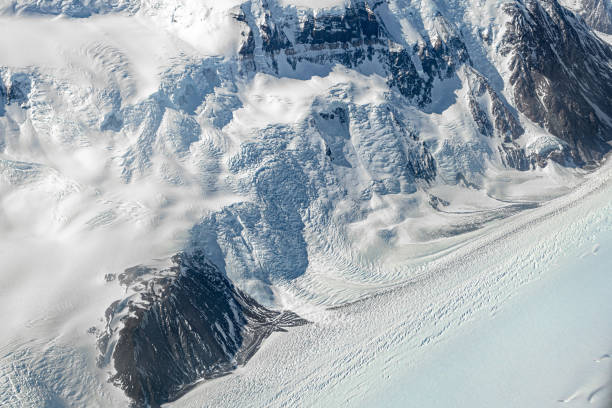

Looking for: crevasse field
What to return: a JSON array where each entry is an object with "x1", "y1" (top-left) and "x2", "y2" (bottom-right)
[
  {"x1": 167, "y1": 157, "x2": 612, "y2": 408},
  {"x1": 0, "y1": 0, "x2": 611, "y2": 406},
  {"x1": 2, "y1": 137, "x2": 610, "y2": 407}
]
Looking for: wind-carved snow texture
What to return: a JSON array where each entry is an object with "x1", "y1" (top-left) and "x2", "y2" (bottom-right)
[
  {"x1": 97, "y1": 251, "x2": 307, "y2": 407},
  {"x1": 0, "y1": 0, "x2": 612, "y2": 406}
]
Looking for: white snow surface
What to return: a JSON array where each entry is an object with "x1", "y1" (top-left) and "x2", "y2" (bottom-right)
[{"x1": 0, "y1": 0, "x2": 610, "y2": 406}]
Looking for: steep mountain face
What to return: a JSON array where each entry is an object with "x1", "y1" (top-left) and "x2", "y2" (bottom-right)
[
  {"x1": 235, "y1": 1, "x2": 470, "y2": 107},
  {"x1": 228, "y1": 0, "x2": 612, "y2": 166},
  {"x1": 97, "y1": 252, "x2": 307, "y2": 407},
  {"x1": 560, "y1": 0, "x2": 612, "y2": 34},
  {"x1": 500, "y1": 0, "x2": 612, "y2": 165},
  {"x1": 0, "y1": 0, "x2": 611, "y2": 406},
  {"x1": 461, "y1": 66, "x2": 538, "y2": 170}
]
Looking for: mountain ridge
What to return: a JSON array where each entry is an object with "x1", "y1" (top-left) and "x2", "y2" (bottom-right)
[{"x1": 0, "y1": 0, "x2": 611, "y2": 405}]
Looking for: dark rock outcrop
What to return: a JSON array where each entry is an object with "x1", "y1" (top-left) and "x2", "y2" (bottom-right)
[
  {"x1": 500, "y1": 0, "x2": 612, "y2": 165},
  {"x1": 563, "y1": 0, "x2": 612, "y2": 34},
  {"x1": 0, "y1": 72, "x2": 32, "y2": 110},
  {"x1": 408, "y1": 141, "x2": 437, "y2": 182},
  {"x1": 97, "y1": 251, "x2": 307, "y2": 407},
  {"x1": 235, "y1": 1, "x2": 471, "y2": 107},
  {"x1": 465, "y1": 67, "x2": 524, "y2": 141},
  {"x1": 0, "y1": 80, "x2": 6, "y2": 116}
]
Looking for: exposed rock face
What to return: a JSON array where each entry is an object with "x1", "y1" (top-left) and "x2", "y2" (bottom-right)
[
  {"x1": 0, "y1": 70, "x2": 34, "y2": 149},
  {"x1": 462, "y1": 65, "x2": 576, "y2": 170},
  {"x1": 496, "y1": 140, "x2": 566, "y2": 170},
  {"x1": 0, "y1": 70, "x2": 32, "y2": 110},
  {"x1": 231, "y1": 0, "x2": 612, "y2": 169},
  {"x1": 235, "y1": 1, "x2": 470, "y2": 106},
  {"x1": 408, "y1": 141, "x2": 437, "y2": 182},
  {"x1": 580, "y1": 0, "x2": 612, "y2": 33},
  {"x1": 97, "y1": 252, "x2": 307, "y2": 407},
  {"x1": 465, "y1": 67, "x2": 524, "y2": 141},
  {"x1": 561, "y1": 0, "x2": 612, "y2": 34},
  {"x1": 0, "y1": 80, "x2": 5, "y2": 116},
  {"x1": 500, "y1": 0, "x2": 612, "y2": 165}
]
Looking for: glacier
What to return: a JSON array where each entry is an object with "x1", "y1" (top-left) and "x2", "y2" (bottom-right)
[
  {"x1": 0, "y1": 0, "x2": 611, "y2": 406},
  {"x1": 167, "y1": 153, "x2": 612, "y2": 408}
]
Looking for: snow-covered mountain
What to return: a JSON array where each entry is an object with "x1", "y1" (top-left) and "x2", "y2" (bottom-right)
[
  {"x1": 0, "y1": 0, "x2": 611, "y2": 406},
  {"x1": 560, "y1": 0, "x2": 612, "y2": 34}
]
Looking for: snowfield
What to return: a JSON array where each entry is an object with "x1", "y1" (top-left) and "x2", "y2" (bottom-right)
[{"x1": 0, "y1": 0, "x2": 611, "y2": 406}]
